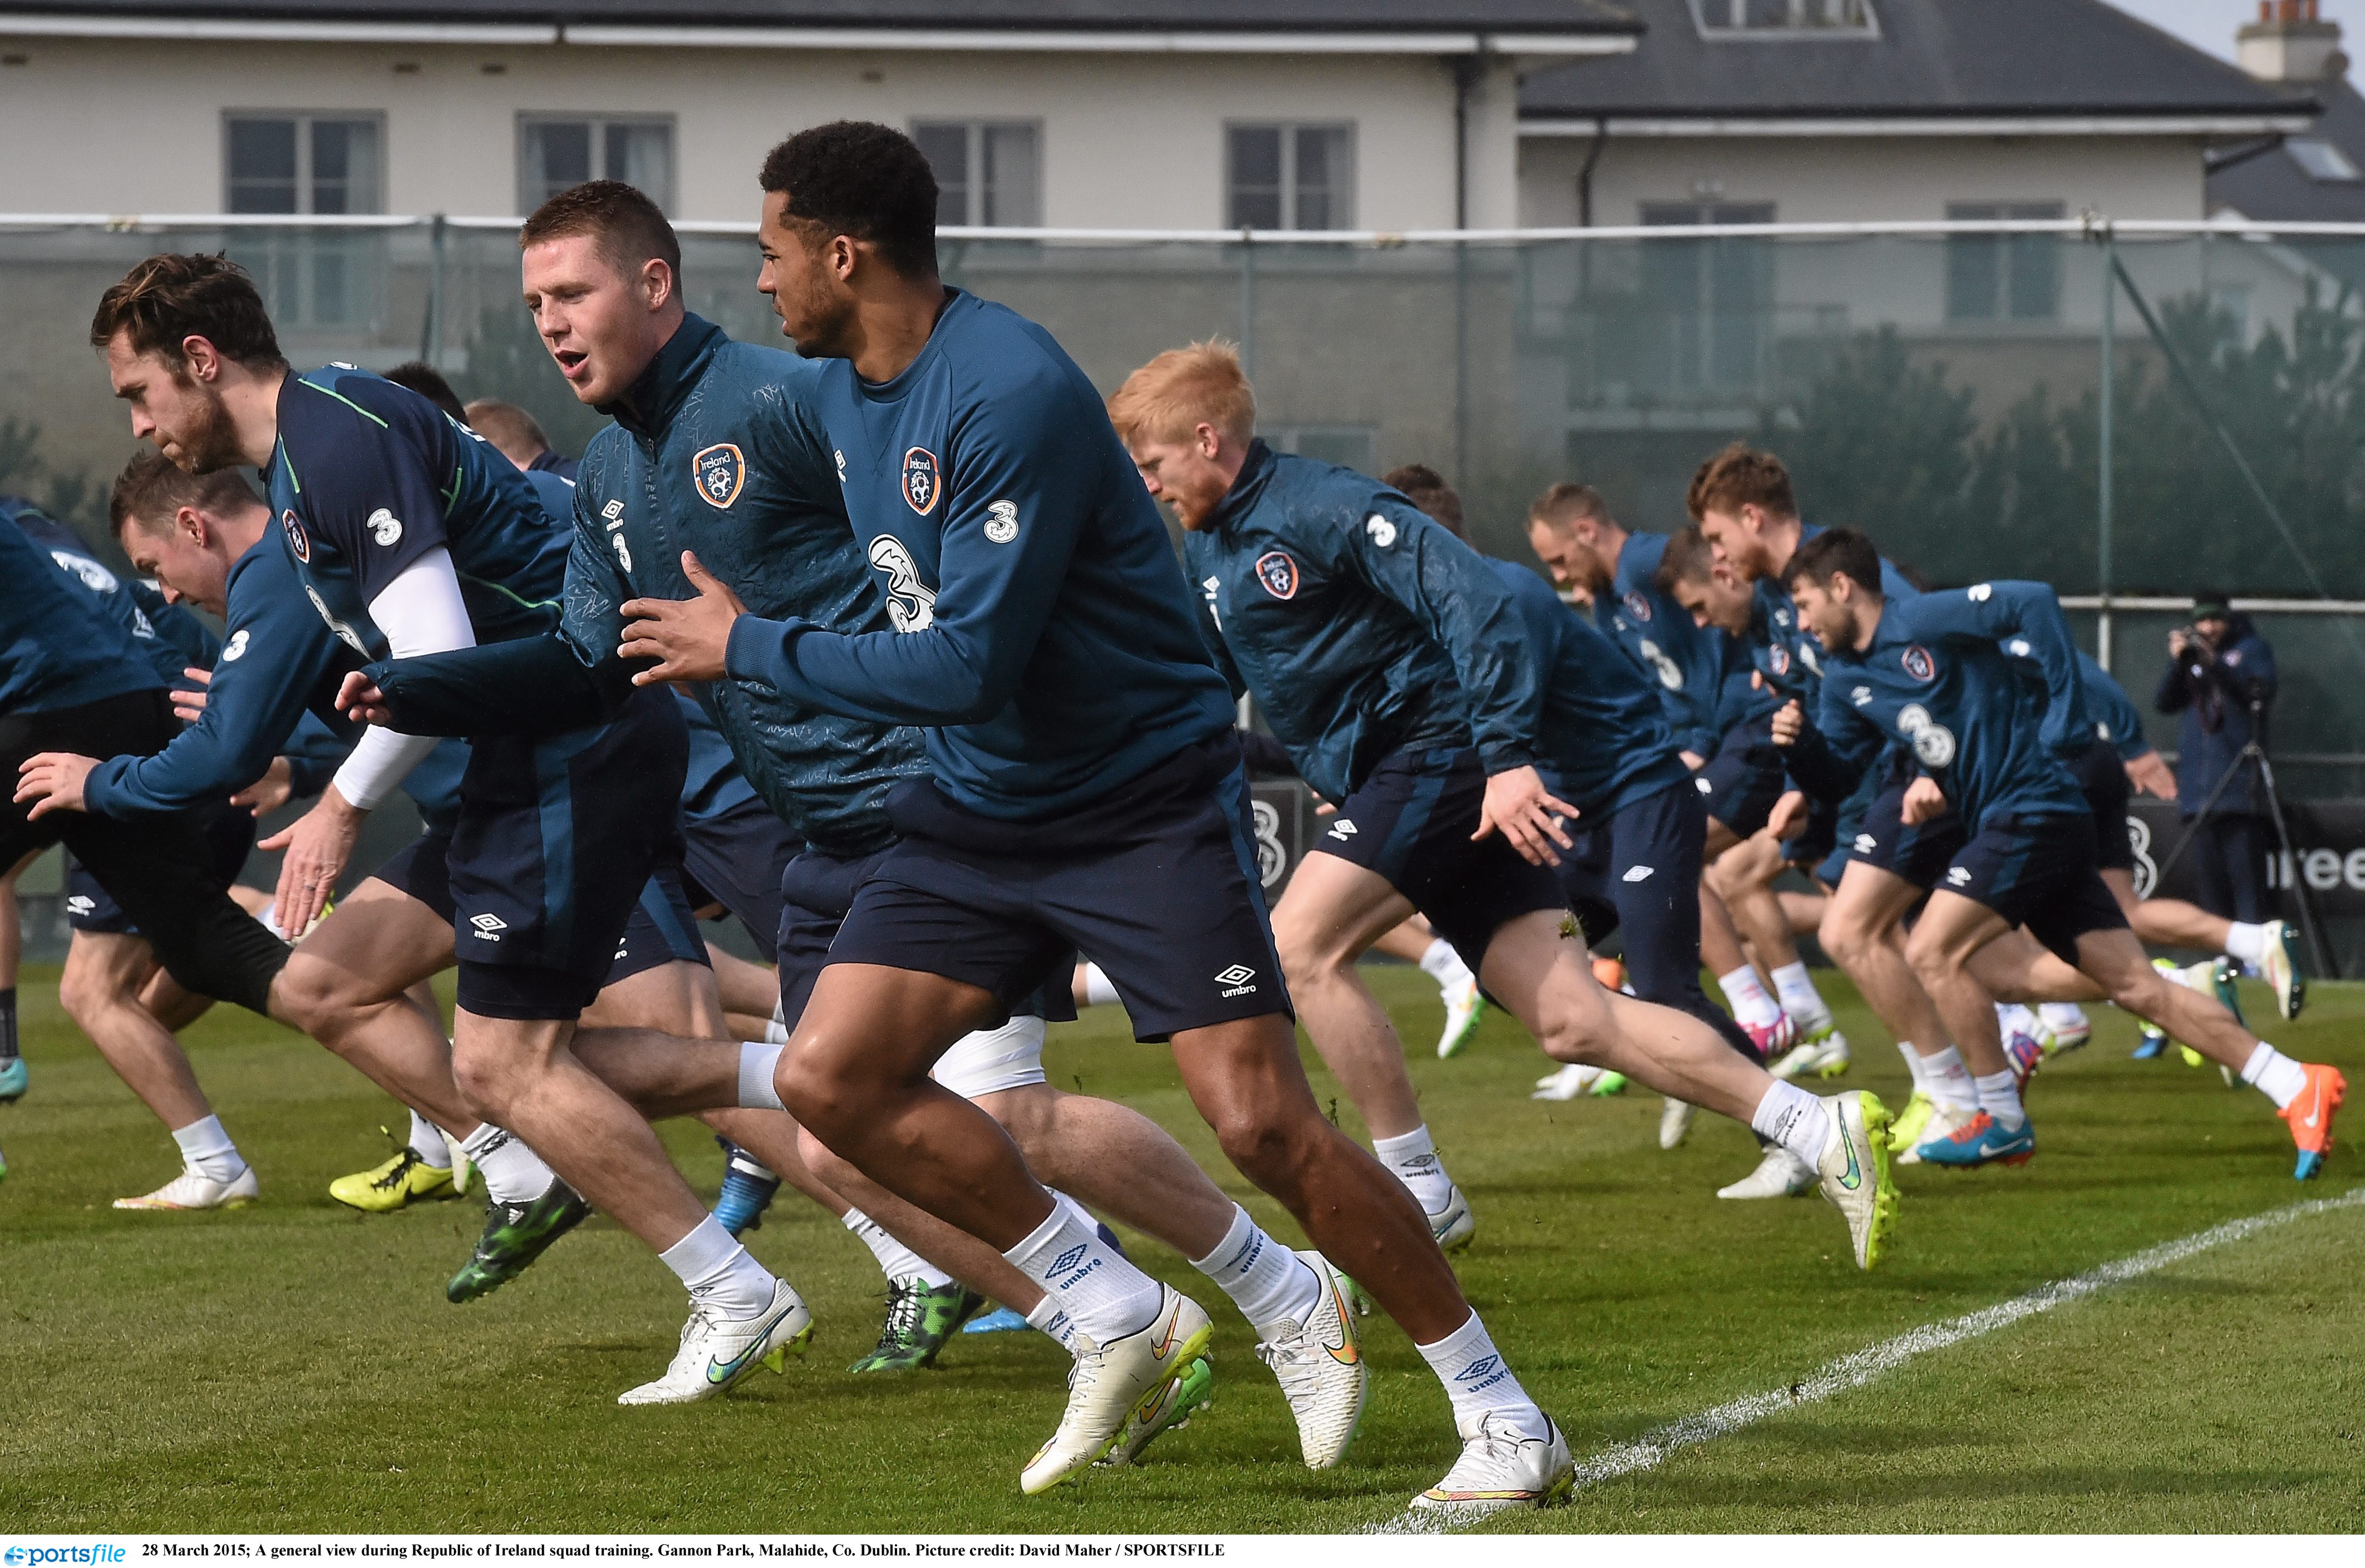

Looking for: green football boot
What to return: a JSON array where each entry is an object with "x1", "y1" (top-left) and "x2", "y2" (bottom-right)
[
  {"x1": 846, "y1": 1276, "x2": 986, "y2": 1372},
  {"x1": 446, "y1": 1182, "x2": 592, "y2": 1304}
]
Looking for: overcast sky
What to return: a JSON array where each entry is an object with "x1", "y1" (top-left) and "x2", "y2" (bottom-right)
[{"x1": 2106, "y1": 0, "x2": 2365, "y2": 82}]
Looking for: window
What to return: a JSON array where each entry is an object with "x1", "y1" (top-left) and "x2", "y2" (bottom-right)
[
  {"x1": 1226, "y1": 124, "x2": 1354, "y2": 231},
  {"x1": 1945, "y1": 203, "x2": 2066, "y2": 323},
  {"x1": 519, "y1": 116, "x2": 673, "y2": 214},
  {"x1": 1692, "y1": 0, "x2": 1877, "y2": 36},
  {"x1": 2285, "y1": 137, "x2": 2362, "y2": 183},
  {"x1": 225, "y1": 114, "x2": 382, "y2": 214},
  {"x1": 1635, "y1": 202, "x2": 1776, "y2": 395},
  {"x1": 913, "y1": 121, "x2": 1042, "y2": 228}
]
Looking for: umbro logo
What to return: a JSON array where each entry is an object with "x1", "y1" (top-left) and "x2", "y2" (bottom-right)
[
  {"x1": 1216, "y1": 964, "x2": 1259, "y2": 998},
  {"x1": 1622, "y1": 865, "x2": 1655, "y2": 883},
  {"x1": 469, "y1": 913, "x2": 508, "y2": 942},
  {"x1": 1455, "y1": 1355, "x2": 1501, "y2": 1383},
  {"x1": 1049, "y1": 1244, "x2": 1090, "y2": 1275},
  {"x1": 1947, "y1": 866, "x2": 1973, "y2": 887},
  {"x1": 602, "y1": 499, "x2": 625, "y2": 529},
  {"x1": 1851, "y1": 685, "x2": 1873, "y2": 707},
  {"x1": 1855, "y1": 833, "x2": 1877, "y2": 854},
  {"x1": 1327, "y1": 820, "x2": 1358, "y2": 840}
]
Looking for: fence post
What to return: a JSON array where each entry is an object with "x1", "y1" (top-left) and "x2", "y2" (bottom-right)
[
  {"x1": 421, "y1": 212, "x2": 447, "y2": 367},
  {"x1": 2098, "y1": 226, "x2": 2115, "y2": 673},
  {"x1": 1238, "y1": 228, "x2": 1255, "y2": 377}
]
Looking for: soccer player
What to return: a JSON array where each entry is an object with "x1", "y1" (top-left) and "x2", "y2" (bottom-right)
[
  {"x1": 1775, "y1": 529, "x2": 2343, "y2": 1179},
  {"x1": 464, "y1": 397, "x2": 578, "y2": 482},
  {"x1": 80, "y1": 255, "x2": 820, "y2": 1393}
]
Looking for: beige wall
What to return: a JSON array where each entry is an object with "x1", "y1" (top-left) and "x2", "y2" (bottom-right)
[
  {"x1": 1518, "y1": 131, "x2": 2210, "y2": 228},
  {"x1": 0, "y1": 36, "x2": 1492, "y2": 230}
]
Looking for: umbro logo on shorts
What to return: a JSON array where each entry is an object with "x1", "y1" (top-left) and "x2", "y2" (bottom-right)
[
  {"x1": 1327, "y1": 819, "x2": 1358, "y2": 840},
  {"x1": 469, "y1": 913, "x2": 508, "y2": 941},
  {"x1": 1622, "y1": 865, "x2": 1655, "y2": 883},
  {"x1": 1216, "y1": 964, "x2": 1259, "y2": 998},
  {"x1": 1855, "y1": 834, "x2": 1878, "y2": 853},
  {"x1": 1947, "y1": 866, "x2": 1973, "y2": 887}
]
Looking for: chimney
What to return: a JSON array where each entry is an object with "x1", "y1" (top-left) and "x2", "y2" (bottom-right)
[{"x1": 2239, "y1": 0, "x2": 2348, "y2": 83}]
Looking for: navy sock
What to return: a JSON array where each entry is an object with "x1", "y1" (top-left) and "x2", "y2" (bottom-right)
[{"x1": 0, "y1": 985, "x2": 17, "y2": 1062}]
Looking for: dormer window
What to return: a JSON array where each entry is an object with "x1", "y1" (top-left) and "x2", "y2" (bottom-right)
[{"x1": 1691, "y1": 0, "x2": 1878, "y2": 37}]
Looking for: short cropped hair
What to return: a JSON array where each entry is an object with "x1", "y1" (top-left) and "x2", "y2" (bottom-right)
[
  {"x1": 89, "y1": 253, "x2": 287, "y2": 372},
  {"x1": 1653, "y1": 524, "x2": 1718, "y2": 595},
  {"x1": 384, "y1": 361, "x2": 466, "y2": 424},
  {"x1": 1381, "y1": 464, "x2": 1464, "y2": 539},
  {"x1": 464, "y1": 398, "x2": 550, "y2": 462},
  {"x1": 519, "y1": 179, "x2": 682, "y2": 284},
  {"x1": 1107, "y1": 341, "x2": 1257, "y2": 450},
  {"x1": 110, "y1": 449, "x2": 259, "y2": 538},
  {"x1": 1528, "y1": 481, "x2": 1608, "y2": 530},
  {"x1": 1785, "y1": 526, "x2": 1882, "y2": 595},
  {"x1": 1686, "y1": 443, "x2": 1796, "y2": 522},
  {"x1": 758, "y1": 121, "x2": 939, "y2": 280}
]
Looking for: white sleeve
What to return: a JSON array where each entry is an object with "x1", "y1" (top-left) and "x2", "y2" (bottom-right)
[{"x1": 331, "y1": 547, "x2": 477, "y2": 811}]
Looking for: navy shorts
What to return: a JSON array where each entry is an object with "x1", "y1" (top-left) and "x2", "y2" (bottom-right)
[
  {"x1": 1843, "y1": 776, "x2": 1969, "y2": 891},
  {"x1": 829, "y1": 731, "x2": 1288, "y2": 1043},
  {"x1": 64, "y1": 797, "x2": 255, "y2": 935},
  {"x1": 1311, "y1": 745, "x2": 1566, "y2": 975},
  {"x1": 681, "y1": 793, "x2": 802, "y2": 949},
  {"x1": 1939, "y1": 811, "x2": 2130, "y2": 964},
  {"x1": 1695, "y1": 718, "x2": 1786, "y2": 840},
  {"x1": 1553, "y1": 778, "x2": 1758, "y2": 1062},
  {"x1": 1790, "y1": 793, "x2": 1842, "y2": 880},
  {"x1": 2068, "y1": 740, "x2": 2135, "y2": 874}
]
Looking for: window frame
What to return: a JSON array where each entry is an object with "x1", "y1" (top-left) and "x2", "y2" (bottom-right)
[
  {"x1": 1689, "y1": 0, "x2": 1879, "y2": 40},
  {"x1": 222, "y1": 110, "x2": 386, "y2": 215},
  {"x1": 1943, "y1": 201, "x2": 2068, "y2": 325},
  {"x1": 910, "y1": 119, "x2": 1046, "y2": 229},
  {"x1": 515, "y1": 112, "x2": 677, "y2": 216},
  {"x1": 1225, "y1": 121, "x2": 1357, "y2": 232}
]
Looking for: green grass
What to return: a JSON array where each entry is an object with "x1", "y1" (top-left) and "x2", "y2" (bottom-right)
[{"x1": 2, "y1": 964, "x2": 2360, "y2": 1533}]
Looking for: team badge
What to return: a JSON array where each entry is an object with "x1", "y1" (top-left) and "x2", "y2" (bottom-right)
[
  {"x1": 983, "y1": 499, "x2": 1019, "y2": 544},
  {"x1": 1768, "y1": 643, "x2": 1791, "y2": 676},
  {"x1": 902, "y1": 447, "x2": 942, "y2": 515},
  {"x1": 693, "y1": 443, "x2": 746, "y2": 509},
  {"x1": 1624, "y1": 591, "x2": 1652, "y2": 623},
  {"x1": 281, "y1": 508, "x2": 310, "y2": 563},
  {"x1": 1902, "y1": 645, "x2": 1936, "y2": 682},
  {"x1": 1255, "y1": 550, "x2": 1299, "y2": 600}
]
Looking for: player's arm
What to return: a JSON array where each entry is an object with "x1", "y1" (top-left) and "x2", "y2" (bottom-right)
[
  {"x1": 722, "y1": 387, "x2": 1083, "y2": 727},
  {"x1": 1770, "y1": 682, "x2": 1878, "y2": 803},
  {"x1": 1190, "y1": 573, "x2": 1250, "y2": 703},
  {"x1": 1910, "y1": 581, "x2": 2088, "y2": 758}
]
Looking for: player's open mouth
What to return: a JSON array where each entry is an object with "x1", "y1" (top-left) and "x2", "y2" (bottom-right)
[{"x1": 555, "y1": 349, "x2": 589, "y2": 377}]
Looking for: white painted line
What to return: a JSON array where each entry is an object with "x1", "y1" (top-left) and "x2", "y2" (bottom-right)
[{"x1": 1371, "y1": 1186, "x2": 2365, "y2": 1534}]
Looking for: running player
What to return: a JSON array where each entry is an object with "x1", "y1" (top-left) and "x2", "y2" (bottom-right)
[
  {"x1": 1776, "y1": 529, "x2": 2343, "y2": 1178},
  {"x1": 81, "y1": 254, "x2": 815, "y2": 1393}
]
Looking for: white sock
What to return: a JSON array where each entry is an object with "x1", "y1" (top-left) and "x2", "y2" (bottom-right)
[
  {"x1": 660, "y1": 1214, "x2": 778, "y2": 1319},
  {"x1": 1024, "y1": 1292, "x2": 1077, "y2": 1349},
  {"x1": 2038, "y1": 1002, "x2": 2088, "y2": 1034},
  {"x1": 2240, "y1": 1042, "x2": 2309, "y2": 1109},
  {"x1": 1750, "y1": 1079, "x2": 1836, "y2": 1163},
  {"x1": 1924, "y1": 1046, "x2": 1978, "y2": 1113},
  {"x1": 1416, "y1": 1311, "x2": 1548, "y2": 1440},
  {"x1": 170, "y1": 1115, "x2": 246, "y2": 1184},
  {"x1": 1004, "y1": 1199, "x2": 1164, "y2": 1347},
  {"x1": 842, "y1": 1207, "x2": 953, "y2": 1290},
  {"x1": 763, "y1": 1000, "x2": 789, "y2": 1047},
  {"x1": 1080, "y1": 963, "x2": 1121, "y2": 1008},
  {"x1": 1372, "y1": 1125, "x2": 1456, "y2": 1215},
  {"x1": 407, "y1": 1110, "x2": 452, "y2": 1168},
  {"x1": 737, "y1": 1041, "x2": 785, "y2": 1111},
  {"x1": 1770, "y1": 961, "x2": 1829, "y2": 1027},
  {"x1": 1417, "y1": 938, "x2": 1473, "y2": 991},
  {"x1": 1718, "y1": 966, "x2": 1783, "y2": 1029},
  {"x1": 1973, "y1": 1069, "x2": 2026, "y2": 1132},
  {"x1": 1895, "y1": 1041, "x2": 1929, "y2": 1096},
  {"x1": 1191, "y1": 1204, "x2": 1323, "y2": 1334},
  {"x1": 457, "y1": 1122, "x2": 556, "y2": 1205},
  {"x1": 2223, "y1": 922, "x2": 2271, "y2": 968}
]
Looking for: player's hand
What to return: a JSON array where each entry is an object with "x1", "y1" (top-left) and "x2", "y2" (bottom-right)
[
  {"x1": 1475, "y1": 764, "x2": 1577, "y2": 867},
  {"x1": 1679, "y1": 750, "x2": 1705, "y2": 771},
  {"x1": 2167, "y1": 628, "x2": 2191, "y2": 659},
  {"x1": 2125, "y1": 750, "x2": 2178, "y2": 800},
  {"x1": 1901, "y1": 775, "x2": 1950, "y2": 825},
  {"x1": 231, "y1": 756, "x2": 295, "y2": 817},
  {"x1": 336, "y1": 669, "x2": 393, "y2": 726},
  {"x1": 171, "y1": 664, "x2": 214, "y2": 723},
  {"x1": 1769, "y1": 699, "x2": 1804, "y2": 747},
  {"x1": 14, "y1": 752, "x2": 98, "y2": 817},
  {"x1": 258, "y1": 785, "x2": 365, "y2": 935},
  {"x1": 620, "y1": 552, "x2": 747, "y2": 686},
  {"x1": 1767, "y1": 789, "x2": 1806, "y2": 840}
]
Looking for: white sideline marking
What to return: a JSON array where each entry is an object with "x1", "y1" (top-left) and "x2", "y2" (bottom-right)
[{"x1": 1372, "y1": 1186, "x2": 2365, "y2": 1534}]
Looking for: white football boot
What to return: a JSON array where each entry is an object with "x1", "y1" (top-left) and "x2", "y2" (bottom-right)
[
  {"x1": 1715, "y1": 1145, "x2": 1817, "y2": 1200},
  {"x1": 1254, "y1": 1251, "x2": 1368, "y2": 1469},
  {"x1": 1426, "y1": 1184, "x2": 1476, "y2": 1253},
  {"x1": 1659, "y1": 1096, "x2": 1697, "y2": 1150},
  {"x1": 114, "y1": 1164, "x2": 259, "y2": 1211},
  {"x1": 1021, "y1": 1285, "x2": 1213, "y2": 1494},
  {"x1": 1409, "y1": 1413, "x2": 1575, "y2": 1517},
  {"x1": 1817, "y1": 1091, "x2": 1899, "y2": 1271},
  {"x1": 1435, "y1": 973, "x2": 1489, "y2": 1059},
  {"x1": 616, "y1": 1279, "x2": 812, "y2": 1406}
]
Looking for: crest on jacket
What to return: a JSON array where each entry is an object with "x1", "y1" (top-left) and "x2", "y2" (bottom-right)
[
  {"x1": 1623, "y1": 591, "x2": 1652, "y2": 623},
  {"x1": 902, "y1": 447, "x2": 942, "y2": 515},
  {"x1": 282, "y1": 509, "x2": 311, "y2": 563},
  {"x1": 1902, "y1": 645, "x2": 1937, "y2": 682},
  {"x1": 693, "y1": 443, "x2": 746, "y2": 509},
  {"x1": 1255, "y1": 551, "x2": 1299, "y2": 600}
]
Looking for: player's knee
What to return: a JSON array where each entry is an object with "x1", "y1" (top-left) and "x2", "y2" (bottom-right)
[
  {"x1": 1535, "y1": 988, "x2": 1617, "y2": 1066},
  {"x1": 268, "y1": 953, "x2": 361, "y2": 1038},
  {"x1": 1901, "y1": 923, "x2": 1952, "y2": 984},
  {"x1": 1205, "y1": 1100, "x2": 1299, "y2": 1184},
  {"x1": 1819, "y1": 908, "x2": 1873, "y2": 968},
  {"x1": 774, "y1": 1049, "x2": 863, "y2": 1141},
  {"x1": 980, "y1": 1085, "x2": 1057, "y2": 1157},
  {"x1": 55, "y1": 960, "x2": 114, "y2": 1026},
  {"x1": 447, "y1": 1039, "x2": 521, "y2": 1121}
]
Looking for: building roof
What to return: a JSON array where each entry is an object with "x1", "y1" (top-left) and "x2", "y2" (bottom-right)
[
  {"x1": 1521, "y1": 0, "x2": 2310, "y2": 129},
  {"x1": 0, "y1": 0, "x2": 1642, "y2": 37},
  {"x1": 2210, "y1": 75, "x2": 2365, "y2": 221}
]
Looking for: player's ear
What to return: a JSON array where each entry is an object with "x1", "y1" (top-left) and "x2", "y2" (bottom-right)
[
  {"x1": 641, "y1": 256, "x2": 675, "y2": 313},
  {"x1": 180, "y1": 335, "x2": 220, "y2": 383},
  {"x1": 176, "y1": 505, "x2": 206, "y2": 545}
]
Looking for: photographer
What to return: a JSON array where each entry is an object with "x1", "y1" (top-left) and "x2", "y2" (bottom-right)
[{"x1": 2155, "y1": 592, "x2": 2278, "y2": 928}]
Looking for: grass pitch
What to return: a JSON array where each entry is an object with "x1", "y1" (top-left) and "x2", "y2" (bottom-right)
[{"x1": 2, "y1": 963, "x2": 2361, "y2": 1534}]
